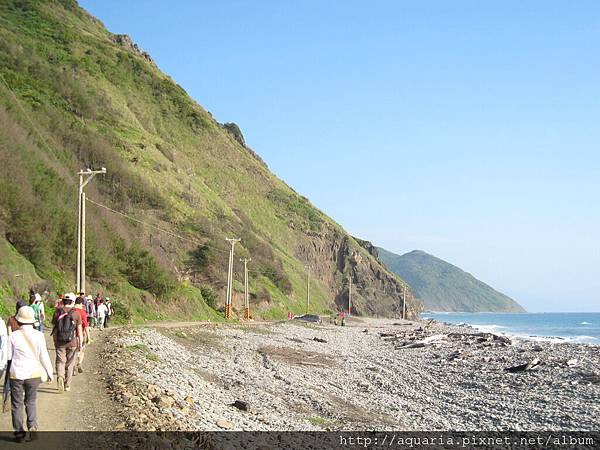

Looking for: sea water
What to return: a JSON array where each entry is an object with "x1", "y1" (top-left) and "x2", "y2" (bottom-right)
[{"x1": 421, "y1": 312, "x2": 600, "y2": 345}]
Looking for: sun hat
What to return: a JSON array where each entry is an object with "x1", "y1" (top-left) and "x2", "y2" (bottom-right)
[
  {"x1": 64, "y1": 292, "x2": 76, "y2": 303},
  {"x1": 86, "y1": 295, "x2": 92, "y2": 300},
  {"x1": 34, "y1": 293, "x2": 42, "y2": 302},
  {"x1": 15, "y1": 306, "x2": 36, "y2": 324}
]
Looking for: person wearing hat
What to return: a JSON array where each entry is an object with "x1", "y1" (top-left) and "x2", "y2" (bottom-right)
[
  {"x1": 3, "y1": 300, "x2": 26, "y2": 413},
  {"x1": 6, "y1": 305, "x2": 53, "y2": 442},
  {"x1": 29, "y1": 293, "x2": 45, "y2": 333},
  {"x1": 7, "y1": 300, "x2": 27, "y2": 335},
  {"x1": 51, "y1": 293, "x2": 82, "y2": 393}
]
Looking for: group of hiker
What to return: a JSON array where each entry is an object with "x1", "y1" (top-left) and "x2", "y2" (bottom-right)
[{"x1": 0, "y1": 290, "x2": 114, "y2": 441}]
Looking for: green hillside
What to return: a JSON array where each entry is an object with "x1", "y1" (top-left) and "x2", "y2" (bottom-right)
[
  {"x1": 377, "y1": 248, "x2": 525, "y2": 312},
  {"x1": 0, "y1": 0, "x2": 417, "y2": 322}
]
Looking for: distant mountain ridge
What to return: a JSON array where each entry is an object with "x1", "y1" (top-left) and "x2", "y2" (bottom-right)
[{"x1": 377, "y1": 248, "x2": 525, "y2": 313}]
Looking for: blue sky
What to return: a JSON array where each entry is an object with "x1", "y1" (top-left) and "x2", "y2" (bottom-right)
[{"x1": 80, "y1": 0, "x2": 600, "y2": 312}]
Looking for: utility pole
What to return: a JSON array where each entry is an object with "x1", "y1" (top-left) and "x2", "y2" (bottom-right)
[
  {"x1": 224, "y1": 238, "x2": 240, "y2": 319},
  {"x1": 305, "y1": 265, "x2": 311, "y2": 314},
  {"x1": 76, "y1": 168, "x2": 106, "y2": 295},
  {"x1": 348, "y1": 274, "x2": 352, "y2": 316},
  {"x1": 240, "y1": 258, "x2": 251, "y2": 320},
  {"x1": 402, "y1": 284, "x2": 407, "y2": 320}
]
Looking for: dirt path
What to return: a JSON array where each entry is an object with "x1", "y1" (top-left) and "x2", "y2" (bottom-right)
[
  {"x1": 0, "y1": 318, "x2": 306, "y2": 441},
  {"x1": 0, "y1": 326, "x2": 118, "y2": 438}
]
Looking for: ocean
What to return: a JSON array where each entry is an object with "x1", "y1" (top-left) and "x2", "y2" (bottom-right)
[{"x1": 421, "y1": 312, "x2": 600, "y2": 345}]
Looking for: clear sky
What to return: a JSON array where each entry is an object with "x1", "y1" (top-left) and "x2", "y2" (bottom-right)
[{"x1": 80, "y1": 0, "x2": 600, "y2": 312}]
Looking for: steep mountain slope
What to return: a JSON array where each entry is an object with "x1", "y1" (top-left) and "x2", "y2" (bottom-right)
[
  {"x1": 377, "y1": 248, "x2": 525, "y2": 312},
  {"x1": 0, "y1": 0, "x2": 418, "y2": 321}
]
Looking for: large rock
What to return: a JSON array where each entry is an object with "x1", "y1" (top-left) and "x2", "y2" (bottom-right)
[
  {"x1": 152, "y1": 395, "x2": 175, "y2": 409},
  {"x1": 216, "y1": 419, "x2": 234, "y2": 429},
  {"x1": 111, "y1": 34, "x2": 156, "y2": 65}
]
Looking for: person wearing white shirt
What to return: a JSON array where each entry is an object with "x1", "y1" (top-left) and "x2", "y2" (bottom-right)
[
  {"x1": 96, "y1": 300, "x2": 108, "y2": 330},
  {"x1": 0, "y1": 318, "x2": 7, "y2": 377},
  {"x1": 7, "y1": 306, "x2": 53, "y2": 442}
]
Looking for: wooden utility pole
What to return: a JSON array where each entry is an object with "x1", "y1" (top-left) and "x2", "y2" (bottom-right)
[
  {"x1": 76, "y1": 168, "x2": 106, "y2": 295},
  {"x1": 240, "y1": 258, "x2": 251, "y2": 320},
  {"x1": 348, "y1": 274, "x2": 352, "y2": 315},
  {"x1": 402, "y1": 284, "x2": 407, "y2": 319},
  {"x1": 225, "y1": 238, "x2": 240, "y2": 319}
]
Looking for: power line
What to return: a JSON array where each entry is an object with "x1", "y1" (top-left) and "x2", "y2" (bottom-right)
[
  {"x1": 86, "y1": 197, "x2": 218, "y2": 249},
  {"x1": 84, "y1": 200, "x2": 417, "y2": 311}
]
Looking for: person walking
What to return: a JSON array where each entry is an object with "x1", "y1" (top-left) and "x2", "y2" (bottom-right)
[
  {"x1": 4, "y1": 300, "x2": 26, "y2": 412},
  {"x1": 73, "y1": 297, "x2": 89, "y2": 374},
  {"x1": 37, "y1": 295, "x2": 45, "y2": 333},
  {"x1": 96, "y1": 300, "x2": 108, "y2": 331},
  {"x1": 51, "y1": 293, "x2": 82, "y2": 393},
  {"x1": 30, "y1": 294, "x2": 45, "y2": 333},
  {"x1": 86, "y1": 295, "x2": 95, "y2": 330},
  {"x1": 0, "y1": 317, "x2": 7, "y2": 411},
  {"x1": 104, "y1": 298, "x2": 113, "y2": 328},
  {"x1": 93, "y1": 293, "x2": 102, "y2": 329},
  {"x1": 0, "y1": 317, "x2": 6, "y2": 370},
  {"x1": 6, "y1": 306, "x2": 53, "y2": 442}
]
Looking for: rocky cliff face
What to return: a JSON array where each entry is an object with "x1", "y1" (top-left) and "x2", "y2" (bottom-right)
[
  {"x1": 295, "y1": 226, "x2": 421, "y2": 318},
  {"x1": 112, "y1": 34, "x2": 156, "y2": 65}
]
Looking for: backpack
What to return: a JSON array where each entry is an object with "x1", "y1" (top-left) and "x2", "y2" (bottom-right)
[
  {"x1": 53, "y1": 309, "x2": 76, "y2": 343},
  {"x1": 31, "y1": 303, "x2": 40, "y2": 321}
]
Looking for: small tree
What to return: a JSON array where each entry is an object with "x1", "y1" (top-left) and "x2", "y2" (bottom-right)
[
  {"x1": 200, "y1": 285, "x2": 218, "y2": 309},
  {"x1": 187, "y1": 244, "x2": 214, "y2": 281}
]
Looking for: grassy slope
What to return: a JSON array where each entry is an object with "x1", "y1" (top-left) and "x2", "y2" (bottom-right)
[
  {"x1": 0, "y1": 238, "x2": 41, "y2": 317},
  {"x1": 0, "y1": 0, "x2": 409, "y2": 322},
  {"x1": 377, "y1": 248, "x2": 525, "y2": 312}
]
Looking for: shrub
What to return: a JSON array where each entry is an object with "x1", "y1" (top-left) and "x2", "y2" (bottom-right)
[
  {"x1": 260, "y1": 265, "x2": 293, "y2": 295},
  {"x1": 187, "y1": 244, "x2": 214, "y2": 274},
  {"x1": 115, "y1": 239, "x2": 176, "y2": 298},
  {"x1": 110, "y1": 298, "x2": 132, "y2": 324},
  {"x1": 267, "y1": 188, "x2": 322, "y2": 232},
  {"x1": 200, "y1": 285, "x2": 218, "y2": 309}
]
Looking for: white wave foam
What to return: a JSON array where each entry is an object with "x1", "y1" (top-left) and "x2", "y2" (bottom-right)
[
  {"x1": 513, "y1": 334, "x2": 599, "y2": 345},
  {"x1": 465, "y1": 324, "x2": 599, "y2": 345},
  {"x1": 471, "y1": 324, "x2": 508, "y2": 333},
  {"x1": 580, "y1": 321, "x2": 592, "y2": 325}
]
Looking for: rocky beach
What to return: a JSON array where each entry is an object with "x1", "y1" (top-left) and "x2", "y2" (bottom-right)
[{"x1": 99, "y1": 317, "x2": 600, "y2": 432}]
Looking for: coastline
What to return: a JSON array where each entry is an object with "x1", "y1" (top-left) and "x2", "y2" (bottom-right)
[
  {"x1": 423, "y1": 312, "x2": 600, "y2": 345},
  {"x1": 100, "y1": 317, "x2": 600, "y2": 432}
]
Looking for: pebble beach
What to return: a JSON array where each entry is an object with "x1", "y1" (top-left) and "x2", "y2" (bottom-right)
[{"x1": 101, "y1": 317, "x2": 600, "y2": 432}]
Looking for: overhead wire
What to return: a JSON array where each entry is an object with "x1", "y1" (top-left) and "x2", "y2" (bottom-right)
[
  {"x1": 86, "y1": 197, "x2": 230, "y2": 255},
  {"x1": 90, "y1": 197, "x2": 412, "y2": 303}
]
